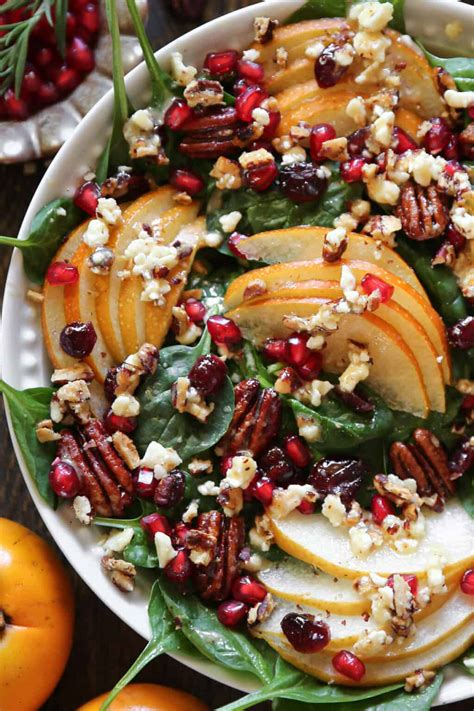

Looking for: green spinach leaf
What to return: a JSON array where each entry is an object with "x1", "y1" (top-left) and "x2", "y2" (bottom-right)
[
  {"x1": 0, "y1": 380, "x2": 56, "y2": 506},
  {"x1": 286, "y1": 0, "x2": 405, "y2": 33},
  {"x1": 462, "y1": 647, "x2": 474, "y2": 676},
  {"x1": 388, "y1": 386, "x2": 463, "y2": 448},
  {"x1": 422, "y1": 48, "x2": 474, "y2": 92},
  {"x1": 457, "y1": 465, "x2": 474, "y2": 519},
  {"x1": 0, "y1": 198, "x2": 82, "y2": 284},
  {"x1": 135, "y1": 329, "x2": 235, "y2": 460}
]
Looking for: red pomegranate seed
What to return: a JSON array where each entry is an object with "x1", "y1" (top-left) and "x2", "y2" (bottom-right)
[
  {"x1": 79, "y1": 3, "x2": 100, "y2": 33},
  {"x1": 46, "y1": 261, "x2": 79, "y2": 286},
  {"x1": 217, "y1": 600, "x2": 249, "y2": 627},
  {"x1": 66, "y1": 12, "x2": 77, "y2": 37},
  {"x1": 133, "y1": 467, "x2": 157, "y2": 499},
  {"x1": 261, "y1": 110, "x2": 281, "y2": 141},
  {"x1": 298, "y1": 351, "x2": 322, "y2": 380},
  {"x1": 164, "y1": 548, "x2": 193, "y2": 583},
  {"x1": 287, "y1": 333, "x2": 310, "y2": 367},
  {"x1": 141, "y1": 513, "x2": 171, "y2": 538},
  {"x1": 220, "y1": 456, "x2": 233, "y2": 475},
  {"x1": 461, "y1": 568, "x2": 474, "y2": 595},
  {"x1": 164, "y1": 98, "x2": 194, "y2": 130},
  {"x1": 284, "y1": 435, "x2": 311, "y2": 468},
  {"x1": 204, "y1": 50, "x2": 239, "y2": 76},
  {"x1": 60, "y1": 321, "x2": 97, "y2": 357},
  {"x1": 371, "y1": 494, "x2": 395, "y2": 525},
  {"x1": 393, "y1": 126, "x2": 417, "y2": 154},
  {"x1": 235, "y1": 85, "x2": 268, "y2": 122},
  {"x1": 66, "y1": 36, "x2": 95, "y2": 72},
  {"x1": 49, "y1": 458, "x2": 80, "y2": 498},
  {"x1": 170, "y1": 169, "x2": 204, "y2": 196},
  {"x1": 228, "y1": 231, "x2": 248, "y2": 258},
  {"x1": 31, "y1": 15, "x2": 56, "y2": 44},
  {"x1": 232, "y1": 575, "x2": 267, "y2": 605},
  {"x1": 446, "y1": 223, "x2": 466, "y2": 253},
  {"x1": 184, "y1": 298, "x2": 206, "y2": 322},
  {"x1": 443, "y1": 134, "x2": 460, "y2": 161},
  {"x1": 207, "y1": 315, "x2": 242, "y2": 345},
  {"x1": 281, "y1": 613, "x2": 330, "y2": 653},
  {"x1": 340, "y1": 157, "x2": 366, "y2": 183},
  {"x1": 35, "y1": 46, "x2": 56, "y2": 68},
  {"x1": 361, "y1": 273, "x2": 394, "y2": 302},
  {"x1": 56, "y1": 66, "x2": 81, "y2": 95},
  {"x1": 252, "y1": 476, "x2": 275, "y2": 506},
  {"x1": 188, "y1": 354, "x2": 228, "y2": 396},
  {"x1": 233, "y1": 78, "x2": 253, "y2": 96},
  {"x1": 332, "y1": 650, "x2": 365, "y2": 681},
  {"x1": 171, "y1": 522, "x2": 189, "y2": 548},
  {"x1": 444, "y1": 159, "x2": 463, "y2": 177},
  {"x1": 297, "y1": 499, "x2": 316, "y2": 514},
  {"x1": 74, "y1": 180, "x2": 99, "y2": 215},
  {"x1": 423, "y1": 118, "x2": 451, "y2": 155},
  {"x1": 4, "y1": 89, "x2": 29, "y2": 121},
  {"x1": 103, "y1": 409, "x2": 137, "y2": 435},
  {"x1": 448, "y1": 317, "x2": 474, "y2": 350},
  {"x1": 387, "y1": 574, "x2": 418, "y2": 597},
  {"x1": 348, "y1": 127, "x2": 369, "y2": 156},
  {"x1": 244, "y1": 160, "x2": 278, "y2": 191},
  {"x1": 309, "y1": 123, "x2": 336, "y2": 161},
  {"x1": 22, "y1": 67, "x2": 41, "y2": 94},
  {"x1": 237, "y1": 59, "x2": 264, "y2": 83},
  {"x1": 263, "y1": 338, "x2": 289, "y2": 362},
  {"x1": 37, "y1": 81, "x2": 59, "y2": 105}
]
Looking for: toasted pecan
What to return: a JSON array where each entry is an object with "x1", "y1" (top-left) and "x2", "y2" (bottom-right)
[{"x1": 395, "y1": 181, "x2": 449, "y2": 241}]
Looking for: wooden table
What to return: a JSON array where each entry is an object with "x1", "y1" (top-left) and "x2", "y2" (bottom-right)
[{"x1": 0, "y1": 1, "x2": 468, "y2": 709}]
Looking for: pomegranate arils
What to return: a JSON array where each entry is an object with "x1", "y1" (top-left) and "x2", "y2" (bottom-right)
[
  {"x1": 279, "y1": 163, "x2": 328, "y2": 203},
  {"x1": 237, "y1": 59, "x2": 264, "y2": 83},
  {"x1": 37, "y1": 81, "x2": 59, "y2": 105},
  {"x1": 164, "y1": 99, "x2": 194, "y2": 130},
  {"x1": 393, "y1": 126, "x2": 417, "y2": 154},
  {"x1": 164, "y1": 549, "x2": 193, "y2": 583},
  {"x1": 67, "y1": 36, "x2": 94, "y2": 71},
  {"x1": 74, "y1": 180, "x2": 100, "y2": 215},
  {"x1": 204, "y1": 50, "x2": 239, "y2": 77},
  {"x1": 217, "y1": 600, "x2": 249, "y2": 627},
  {"x1": 184, "y1": 298, "x2": 206, "y2": 322},
  {"x1": 23, "y1": 67, "x2": 41, "y2": 94},
  {"x1": 332, "y1": 650, "x2": 365, "y2": 681},
  {"x1": 228, "y1": 232, "x2": 248, "y2": 258},
  {"x1": 443, "y1": 134, "x2": 459, "y2": 161},
  {"x1": 263, "y1": 338, "x2": 289, "y2": 362},
  {"x1": 261, "y1": 111, "x2": 281, "y2": 141},
  {"x1": 298, "y1": 351, "x2": 322, "y2": 381},
  {"x1": 233, "y1": 78, "x2": 252, "y2": 96},
  {"x1": 133, "y1": 467, "x2": 157, "y2": 499},
  {"x1": 361, "y1": 273, "x2": 394, "y2": 302},
  {"x1": 79, "y1": 3, "x2": 100, "y2": 32},
  {"x1": 188, "y1": 354, "x2": 227, "y2": 396},
  {"x1": 315, "y1": 43, "x2": 348, "y2": 88},
  {"x1": 281, "y1": 613, "x2": 330, "y2": 653},
  {"x1": 244, "y1": 160, "x2": 278, "y2": 192},
  {"x1": 423, "y1": 118, "x2": 451, "y2": 155},
  {"x1": 60, "y1": 320, "x2": 97, "y2": 358},
  {"x1": 49, "y1": 458, "x2": 80, "y2": 498},
  {"x1": 387, "y1": 574, "x2": 418, "y2": 597},
  {"x1": 170, "y1": 169, "x2": 204, "y2": 196},
  {"x1": 252, "y1": 476, "x2": 275, "y2": 506},
  {"x1": 236, "y1": 85, "x2": 268, "y2": 122},
  {"x1": 297, "y1": 499, "x2": 316, "y2": 515},
  {"x1": 141, "y1": 513, "x2": 171, "y2": 538},
  {"x1": 232, "y1": 575, "x2": 267, "y2": 605},
  {"x1": 171, "y1": 522, "x2": 189, "y2": 548},
  {"x1": 103, "y1": 409, "x2": 137, "y2": 435},
  {"x1": 287, "y1": 333, "x2": 310, "y2": 367},
  {"x1": 284, "y1": 435, "x2": 311, "y2": 468},
  {"x1": 309, "y1": 123, "x2": 336, "y2": 162},
  {"x1": 340, "y1": 157, "x2": 366, "y2": 183},
  {"x1": 46, "y1": 261, "x2": 79, "y2": 286},
  {"x1": 371, "y1": 494, "x2": 395, "y2": 525},
  {"x1": 154, "y1": 469, "x2": 186, "y2": 508},
  {"x1": 446, "y1": 224, "x2": 466, "y2": 253},
  {"x1": 3, "y1": 89, "x2": 29, "y2": 120},
  {"x1": 348, "y1": 127, "x2": 369, "y2": 156},
  {"x1": 460, "y1": 568, "x2": 474, "y2": 595},
  {"x1": 448, "y1": 316, "x2": 474, "y2": 350},
  {"x1": 207, "y1": 315, "x2": 242, "y2": 346}
]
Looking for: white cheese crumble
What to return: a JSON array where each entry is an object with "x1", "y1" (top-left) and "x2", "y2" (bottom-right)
[
  {"x1": 96, "y1": 197, "x2": 121, "y2": 226},
  {"x1": 111, "y1": 393, "x2": 140, "y2": 418},
  {"x1": 321, "y1": 494, "x2": 346, "y2": 527},
  {"x1": 252, "y1": 107, "x2": 270, "y2": 126},
  {"x1": 444, "y1": 89, "x2": 474, "y2": 109},
  {"x1": 104, "y1": 527, "x2": 134, "y2": 553},
  {"x1": 339, "y1": 342, "x2": 371, "y2": 394},
  {"x1": 242, "y1": 48, "x2": 260, "y2": 62},
  {"x1": 83, "y1": 219, "x2": 109, "y2": 248},
  {"x1": 219, "y1": 211, "x2": 242, "y2": 233},
  {"x1": 73, "y1": 495, "x2": 92, "y2": 525},
  {"x1": 350, "y1": 1, "x2": 393, "y2": 32},
  {"x1": 170, "y1": 51, "x2": 197, "y2": 86},
  {"x1": 197, "y1": 480, "x2": 220, "y2": 497},
  {"x1": 349, "y1": 523, "x2": 374, "y2": 556},
  {"x1": 182, "y1": 499, "x2": 199, "y2": 524},
  {"x1": 154, "y1": 532, "x2": 177, "y2": 568},
  {"x1": 267, "y1": 484, "x2": 317, "y2": 519},
  {"x1": 140, "y1": 441, "x2": 182, "y2": 479},
  {"x1": 224, "y1": 455, "x2": 257, "y2": 490}
]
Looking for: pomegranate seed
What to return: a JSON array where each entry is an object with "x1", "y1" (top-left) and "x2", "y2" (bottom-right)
[
  {"x1": 462, "y1": 394, "x2": 474, "y2": 412},
  {"x1": 141, "y1": 513, "x2": 171, "y2": 538},
  {"x1": 67, "y1": 36, "x2": 95, "y2": 72},
  {"x1": 252, "y1": 476, "x2": 275, "y2": 506},
  {"x1": 284, "y1": 435, "x2": 311, "y2": 468},
  {"x1": 460, "y1": 569, "x2": 474, "y2": 595},
  {"x1": 279, "y1": 163, "x2": 328, "y2": 203},
  {"x1": 361, "y1": 273, "x2": 394, "y2": 302},
  {"x1": 4, "y1": 89, "x2": 29, "y2": 121},
  {"x1": 188, "y1": 354, "x2": 228, "y2": 396},
  {"x1": 387, "y1": 574, "x2": 418, "y2": 597},
  {"x1": 171, "y1": 522, "x2": 189, "y2": 548},
  {"x1": 60, "y1": 321, "x2": 97, "y2": 358},
  {"x1": 449, "y1": 438, "x2": 474, "y2": 477},
  {"x1": 237, "y1": 59, "x2": 264, "y2": 83},
  {"x1": 56, "y1": 66, "x2": 81, "y2": 95},
  {"x1": 298, "y1": 351, "x2": 322, "y2": 381},
  {"x1": 315, "y1": 43, "x2": 347, "y2": 88},
  {"x1": 371, "y1": 494, "x2": 395, "y2": 525},
  {"x1": 220, "y1": 456, "x2": 233, "y2": 475},
  {"x1": 217, "y1": 600, "x2": 249, "y2": 627},
  {"x1": 49, "y1": 458, "x2": 80, "y2": 498},
  {"x1": 443, "y1": 134, "x2": 460, "y2": 161},
  {"x1": 446, "y1": 223, "x2": 466, "y2": 253},
  {"x1": 332, "y1": 650, "x2": 365, "y2": 681},
  {"x1": 164, "y1": 99, "x2": 194, "y2": 130},
  {"x1": 79, "y1": 3, "x2": 100, "y2": 33},
  {"x1": 423, "y1": 118, "x2": 451, "y2": 155},
  {"x1": 448, "y1": 316, "x2": 474, "y2": 350},
  {"x1": 444, "y1": 159, "x2": 463, "y2": 177},
  {"x1": 297, "y1": 499, "x2": 316, "y2": 514},
  {"x1": 263, "y1": 338, "x2": 289, "y2": 362},
  {"x1": 133, "y1": 468, "x2": 157, "y2": 499},
  {"x1": 46, "y1": 261, "x2": 79, "y2": 286},
  {"x1": 35, "y1": 46, "x2": 56, "y2": 67},
  {"x1": 347, "y1": 127, "x2": 369, "y2": 156},
  {"x1": 37, "y1": 81, "x2": 59, "y2": 105},
  {"x1": 22, "y1": 67, "x2": 41, "y2": 94},
  {"x1": 228, "y1": 232, "x2": 248, "y2": 258},
  {"x1": 392, "y1": 126, "x2": 417, "y2": 154},
  {"x1": 66, "y1": 12, "x2": 77, "y2": 37},
  {"x1": 184, "y1": 298, "x2": 206, "y2": 322},
  {"x1": 235, "y1": 85, "x2": 268, "y2": 122},
  {"x1": 103, "y1": 409, "x2": 137, "y2": 435},
  {"x1": 204, "y1": 50, "x2": 239, "y2": 76},
  {"x1": 31, "y1": 15, "x2": 56, "y2": 44},
  {"x1": 233, "y1": 78, "x2": 253, "y2": 96},
  {"x1": 309, "y1": 123, "x2": 336, "y2": 162},
  {"x1": 259, "y1": 446, "x2": 294, "y2": 483},
  {"x1": 244, "y1": 160, "x2": 278, "y2": 191},
  {"x1": 74, "y1": 180, "x2": 99, "y2": 215},
  {"x1": 261, "y1": 111, "x2": 281, "y2": 141},
  {"x1": 281, "y1": 613, "x2": 330, "y2": 653},
  {"x1": 232, "y1": 575, "x2": 267, "y2": 605},
  {"x1": 170, "y1": 169, "x2": 204, "y2": 196},
  {"x1": 207, "y1": 315, "x2": 242, "y2": 345},
  {"x1": 164, "y1": 548, "x2": 193, "y2": 583},
  {"x1": 340, "y1": 157, "x2": 366, "y2": 183},
  {"x1": 287, "y1": 333, "x2": 310, "y2": 367}
]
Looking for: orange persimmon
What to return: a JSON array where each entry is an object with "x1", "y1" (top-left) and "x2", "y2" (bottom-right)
[
  {"x1": 0, "y1": 518, "x2": 74, "y2": 711},
  {"x1": 77, "y1": 683, "x2": 210, "y2": 711}
]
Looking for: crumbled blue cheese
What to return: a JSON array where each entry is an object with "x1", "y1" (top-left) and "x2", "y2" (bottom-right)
[
  {"x1": 242, "y1": 48, "x2": 260, "y2": 62},
  {"x1": 170, "y1": 51, "x2": 197, "y2": 86},
  {"x1": 96, "y1": 197, "x2": 121, "y2": 226},
  {"x1": 444, "y1": 89, "x2": 474, "y2": 109},
  {"x1": 295, "y1": 379, "x2": 334, "y2": 408},
  {"x1": 252, "y1": 107, "x2": 270, "y2": 127},
  {"x1": 154, "y1": 531, "x2": 177, "y2": 568},
  {"x1": 249, "y1": 513, "x2": 274, "y2": 551},
  {"x1": 111, "y1": 393, "x2": 140, "y2": 418},
  {"x1": 350, "y1": 1, "x2": 394, "y2": 32},
  {"x1": 267, "y1": 484, "x2": 317, "y2": 519},
  {"x1": 104, "y1": 527, "x2": 134, "y2": 553},
  {"x1": 182, "y1": 499, "x2": 199, "y2": 524},
  {"x1": 349, "y1": 523, "x2": 374, "y2": 556},
  {"x1": 321, "y1": 494, "x2": 346, "y2": 527},
  {"x1": 224, "y1": 455, "x2": 257, "y2": 490},
  {"x1": 124, "y1": 237, "x2": 179, "y2": 280},
  {"x1": 197, "y1": 480, "x2": 220, "y2": 496},
  {"x1": 123, "y1": 109, "x2": 163, "y2": 160},
  {"x1": 219, "y1": 211, "x2": 242, "y2": 233},
  {"x1": 83, "y1": 218, "x2": 109, "y2": 248},
  {"x1": 339, "y1": 342, "x2": 372, "y2": 393},
  {"x1": 140, "y1": 441, "x2": 182, "y2": 479}
]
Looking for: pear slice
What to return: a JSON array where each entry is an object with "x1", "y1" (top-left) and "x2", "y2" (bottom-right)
[
  {"x1": 269, "y1": 499, "x2": 474, "y2": 580},
  {"x1": 235, "y1": 226, "x2": 425, "y2": 298}
]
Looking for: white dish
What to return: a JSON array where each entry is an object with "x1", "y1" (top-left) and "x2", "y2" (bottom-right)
[{"x1": 1, "y1": 0, "x2": 473, "y2": 705}]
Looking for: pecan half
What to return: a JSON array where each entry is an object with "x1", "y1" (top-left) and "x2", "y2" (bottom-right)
[
  {"x1": 395, "y1": 181, "x2": 449, "y2": 241},
  {"x1": 179, "y1": 107, "x2": 260, "y2": 159}
]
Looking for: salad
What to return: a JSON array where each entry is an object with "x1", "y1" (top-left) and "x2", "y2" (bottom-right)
[{"x1": 1, "y1": 0, "x2": 473, "y2": 709}]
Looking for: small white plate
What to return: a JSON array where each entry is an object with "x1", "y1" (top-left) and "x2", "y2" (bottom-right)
[{"x1": 2, "y1": 0, "x2": 473, "y2": 705}]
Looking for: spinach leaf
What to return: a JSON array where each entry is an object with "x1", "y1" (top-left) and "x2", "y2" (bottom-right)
[
  {"x1": 462, "y1": 647, "x2": 474, "y2": 675},
  {"x1": 286, "y1": 0, "x2": 405, "y2": 32},
  {"x1": 135, "y1": 329, "x2": 235, "y2": 460},
  {"x1": 188, "y1": 259, "x2": 244, "y2": 314},
  {"x1": 0, "y1": 198, "x2": 82, "y2": 284},
  {"x1": 0, "y1": 380, "x2": 56, "y2": 506},
  {"x1": 94, "y1": 508, "x2": 160, "y2": 568},
  {"x1": 388, "y1": 386, "x2": 463, "y2": 448},
  {"x1": 422, "y1": 48, "x2": 474, "y2": 93}
]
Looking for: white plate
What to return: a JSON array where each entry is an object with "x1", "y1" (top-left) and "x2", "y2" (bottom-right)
[{"x1": 1, "y1": 0, "x2": 473, "y2": 705}]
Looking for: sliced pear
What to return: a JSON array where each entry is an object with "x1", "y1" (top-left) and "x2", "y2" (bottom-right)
[
  {"x1": 227, "y1": 296, "x2": 429, "y2": 416},
  {"x1": 269, "y1": 499, "x2": 474, "y2": 580},
  {"x1": 236, "y1": 226, "x2": 426, "y2": 298},
  {"x1": 278, "y1": 89, "x2": 364, "y2": 137},
  {"x1": 259, "y1": 622, "x2": 473, "y2": 686}
]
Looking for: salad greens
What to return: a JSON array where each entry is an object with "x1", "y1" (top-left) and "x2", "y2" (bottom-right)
[
  {"x1": 422, "y1": 49, "x2": 474, "y2": 93},
  {"x1": 287, "y1": 0, "x2": 405, "y2": 33}
]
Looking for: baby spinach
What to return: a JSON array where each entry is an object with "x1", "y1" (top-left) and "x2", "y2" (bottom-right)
[
  {"x1": 287, "y1": 0, "x2": 405, "y2": 33},
  {"x1": 388, "y1": 386, "x2": 463, "y2": 448},
  {"x1": 0, "y1": 198, "x2": 82, "y2": 284},
  {"x1": 422, "y1": 48, "x2": 474, "y2": 93},
  {"x1": 0, "y1": 380, "x2": 56, "y2": 506},
  {"x1": 135, "y1": 329, "x2": 235, "y2": 460}
]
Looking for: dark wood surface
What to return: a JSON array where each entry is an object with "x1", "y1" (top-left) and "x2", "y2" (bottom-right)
[{"x1": 0, "y1": 2, "x2": 469, "y2": 710}]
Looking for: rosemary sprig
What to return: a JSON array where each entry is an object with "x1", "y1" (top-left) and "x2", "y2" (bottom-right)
[{"x1": 0, "y1": 0, "x2": 68, "y2": 96}]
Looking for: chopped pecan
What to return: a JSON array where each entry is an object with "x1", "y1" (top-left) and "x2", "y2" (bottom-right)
[
  {"x1": 395, "y1": 181, "x2": 449, "y2": 241},
  {"x1": 102, "y1": 556, "x2": 136, "y2": 592},
  {"x1": 459, "y1": 123, "x2": 474, "y2": 161},
  {"x1": 220, "y1": 379, "x2": 281, "y2": 457},
  {"x1": 254, "y1": 16, "x2": 278, "y2": 44}
]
